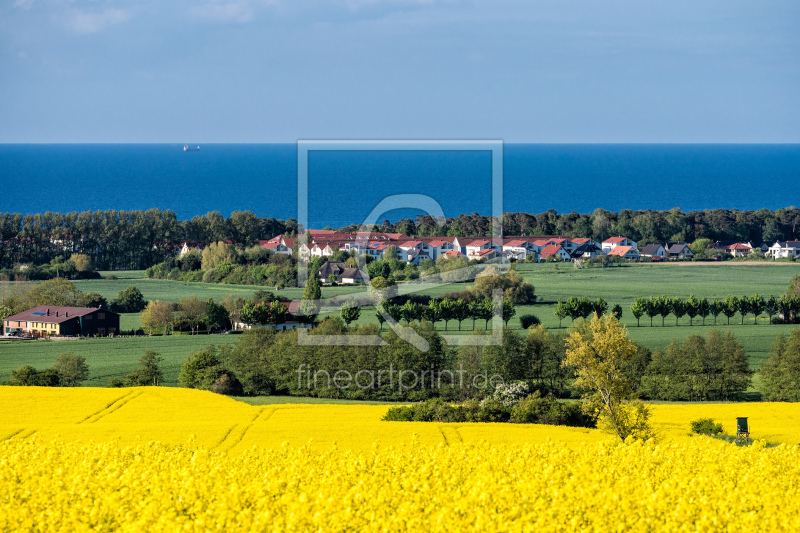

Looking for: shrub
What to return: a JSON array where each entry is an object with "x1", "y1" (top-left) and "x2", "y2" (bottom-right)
[
  {"x1": 519, "y1": 314, "x2": 541, "y2": 329},
  {"x1": 690, "y1": 418, "x2": 724, "y2": 435},
  {"x1": 492, "y1": 381, "x2": 531, "y2": 407},
  {"x1": 209, "y1": 373, "x2": 244, "y2": 396},
  {"x1": 106, "y1": 378, "x2": 124, "y2": 388}
]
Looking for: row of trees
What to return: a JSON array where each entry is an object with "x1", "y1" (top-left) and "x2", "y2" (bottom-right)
[
  {"x1": 337, "y1": 207, "x2": 800, "y2": 245},
  {"x1": 6, "y1": 352, "x2": 89, "y2": 387},
  {"x1": 629, "y1": 294, "x2": 800, "y2": 327},
  {"x1": 553, "y1": 297, "x2": 622, "y2": 327},
  {"x1": 3, "y1": 206, "x2": 798, "y2": 272}
]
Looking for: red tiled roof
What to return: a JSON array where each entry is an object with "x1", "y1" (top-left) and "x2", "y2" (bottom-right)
[
  {"x1": 571, "y1": 237, "x2": 591, "y2": 244},
  {"x1": 603, "y1": 236, "x2": 628, "y2": 244},
  {"x1": 399, "y1": 240, "x2": 423, "y2": 248},
  {"x1": 539, "y1": 244, "x2": 564, "y2": 258},
  {"x1": 504, "y1": 240, "x2": 527, "y2": 247},
  {"x1": 608, "y1": 246, "x2": 638, "y2": 257},
  {"x1": 466, "y1": 239, "x2": 490, "y2": 247},
  {"x1": 724, "y1": 243, "x2": 752, "y2": 250},
  {"x1": 442, "y1": 250, "x2": 464, "y2": 256}
]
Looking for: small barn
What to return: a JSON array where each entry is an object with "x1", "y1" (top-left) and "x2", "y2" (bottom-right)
[{"x1": 3, "y1": 305, "x2": 121, "y2": 337}]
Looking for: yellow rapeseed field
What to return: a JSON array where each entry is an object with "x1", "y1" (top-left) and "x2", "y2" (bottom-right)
[{"x1": 3, "y1": 387, "x2": 800, "y2": 531}]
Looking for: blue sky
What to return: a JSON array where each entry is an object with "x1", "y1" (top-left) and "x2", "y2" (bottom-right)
[{"x1": 1, "y1": 0, "x2": 798, "y2": 143}]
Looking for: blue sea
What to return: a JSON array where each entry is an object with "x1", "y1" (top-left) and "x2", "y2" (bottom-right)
[{"x1": 1, "y1": 144, "x2": 798, "y2": 229}]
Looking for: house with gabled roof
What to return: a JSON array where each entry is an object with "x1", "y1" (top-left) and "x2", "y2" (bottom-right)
[
  {"x1": 4, "y1": 306, "x2": 120, "y2": 337},
  {"x1": 768, "y1": 241, "x2": 800, "y2": 259},
  {"x1": 639, "y1": 243, "x2": 666, "y2": 259},
  {"x1": 318, "y1": 261, "x2": 348, "y2": 283},
  {"x1": 502, "y1": 240, "x2": 537, "y2": 261},
  {"x1": 723, "y1": 243, "x2": 752, "y2": 257},
  {"x1": 539, "y1": 244, "x2": 571, "y2": 262},
  {"x1": 607, "y1": 246, "x2": 641, "y2": 261},
  {"x1": 571, "y1": 242, "x2": 604, "y2": 259},
  {"x1": 666, "y1": 242, "x2": 694, "y2": 260},
  {"x1": 601, "y1": 237, "x2": 637, "y2": 253}
]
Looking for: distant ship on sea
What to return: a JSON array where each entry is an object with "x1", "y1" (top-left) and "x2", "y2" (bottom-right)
[{"x1": 183, "y1": 145, "x2": 200, "y2": 152}]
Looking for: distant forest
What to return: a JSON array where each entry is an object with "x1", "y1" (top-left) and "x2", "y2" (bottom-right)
[{"x1": 0, "y1": 207, "x2": 798, "y2": 270}]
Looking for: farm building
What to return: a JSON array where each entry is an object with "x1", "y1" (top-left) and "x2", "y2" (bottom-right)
[{"x1": 3, "y1": 306, "x2": 121, "y2": 337}]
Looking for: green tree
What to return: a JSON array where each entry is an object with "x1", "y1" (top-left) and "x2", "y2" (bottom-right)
[
  {"x1": 53, "y1": 351, "x2": 89, "y2": 387},
  {"x1": 764, "y1": 295, "x2": 779, "y2": 324},
  {"x1": 125, "y1": 350, "x2": 163, "y2": 386},
  {"x1": 611, "y1": 304, "x2": 623, "y2": 320},
  {"x1": 749, "y1": 294, "x2": 765, "y2": 325},
  {"x1": 709, "y1": 299, "x2": 724, "y2": 325},
  {"x1": 452, "y1": 299, "x2": 470, "y2": 331},
  {"x1": 655, "y1": 295, "x2": 671, "y2": 326},
  {"x1": 340, "y1": 301, "x2": 361, "y2": 327},
  {"x1": 645, "y1": 297, "x2": 659, "y2": 327},
  {"x1": 142, "y1": 300, "x2": 174, "y2": 335},
  {"x1": 178, "y1": 296, "x2": 208, "y2": 335},
  {"x1": 303, "y1": 271, "x2": 322, "y2": 301},
  {"x1": 591, "y1": 297, "x2": 608, "y2": 317},
  {"x1": 685, "y1": 294, "x2": 700, "y2": 326},
  {"x1": 554, "y1": 299, "x2": 568, "y2": 328},
  {"x1": 179, "y1": 345, "x2": 228, "y2": 389},
  {"x1": 564, "y1": 315, "x2": 654, "y2": 442},
  {"x1": 438, "y1": 298, "x2": 456, "y2": 331},
  {"x1": 112, "y1": 286, "x2": 147, "y2": 313},
  {"x1": 671, "y1": 297, "x2": 687, "y2": 326},
  {"x1": 761, "y1": 330, "x2": 800, "y2": 401},
  {"x1": 698, "y1": 297, "x2": 710, "y2": 326},
  {"x1": 735, "y1": 295, "x2": 750, "y2": 325},
  {"x1": 204, "y1": 299, "x2": 230, "y2": 333},
  {"x1": 722, "y1": 295, "x2": 739, "y2": 325}
]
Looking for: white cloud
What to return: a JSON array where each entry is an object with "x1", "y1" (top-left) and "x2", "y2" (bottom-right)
[
  {"x1": 66, "y1": 8, "x2": 131, "y2": 34},
  {"x1": 189, "y1": 0, "x2": 283, "y2": 24}
]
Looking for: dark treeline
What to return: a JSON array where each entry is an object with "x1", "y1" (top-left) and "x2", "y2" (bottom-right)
[
  {"x1": 0, "y1": 210, "x2": 297, "y2": 270},
  {"x1": 2, "y1": 206, "x2": 799, "y2": 270},
  {"x1": 346, "y1": 207, "x2": 800, "y2": 243}
]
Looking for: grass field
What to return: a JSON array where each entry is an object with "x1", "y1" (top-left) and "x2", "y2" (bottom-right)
[
  {"x1": 0, "y1": 335, "x2": 238, "y2": 387},
  {"x1": 3, "y1": 263, "x2": 798, "y2": 387}
]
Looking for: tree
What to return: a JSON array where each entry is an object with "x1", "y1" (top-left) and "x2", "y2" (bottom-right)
[
  {"x1": 764, "y1": 295, "x2": 779, "y2": 325},
  {"x1": 500, "y1": 298, "x2": 516, "y2": 327},
  {"x1": 722, "y1": 295, "x2": 738, "y2": 325},
  {"x1": 611, "y1": 304, "x2": 623, "y2": 321},
  {"x1": 698, "y1": 297, "x2": 710, "y2": 326},
  {"x1": 25, "y1": 278, "x2": 83, "y2": 307},
  {"x1": 296, "y1": 299, "x2": 319, "y2": 325},
  {"x1": 125, "y1": 350, "x2": 163, "y2": 386},
  {"x1": 179, "y1": 345, "x2": 228, "y2": 389},
  {"x1": 69, "y1": 253, "x2": 93, "y2": 273},
  {"x1": 630, "y1": 298, "x2": 646, "y2": 327},
  {"x1": 53, "y1": 351, "x2": 89, "y2": 387},
  {"x1": 204, "y1": 299, "x2": 230, "y2": 333},
  {"x1": 709, "y1": 299, "x2": 723, "y2": 325},
  {"x1": 142, "y1": 300, "x2": 174, "y2": 335},
  {"x1": 303, "y1": 271, "x2": 322, "y2": 301},
  {"x1": 761, "y1": 330, "x2": 800, "y2": 401},
  {"x1": 340, "y1": 301, "x2": 361, "y2": 327},
  {"x1": 591, "y1": 298, "x2": 608, "y2": 317},
  {"x1": 685, "y1": 294, "x2": 699, "y2": 326},
  {"x1": 438, "y1": 298, "x2": 456, "y2": 331},
  {"x1": 736, "y1": 295, "x2": 750, "y2": 325},
  {"x1": 112, "y1": 286, "x2": 147, "y2": 313},
  {"x1": 564, "y1": 315, "x2": 654, "y2": 442},
  {"x1": 178, "y1": 296, "x2": 208, "y2": 334},
  {"x1": 554, "y1": 299, "x2": 568, "y2": 328},
  {"x1": 452, "y1": 299, "x2": 470, "y2": 331},
  {"x1": 749, "y1": 294, "x2": 765, "y2": 325},
  {"x1": 645, "y1": 297, "x2": 659, "y2": 327},
  {"x1": 655, "y1": 295, "x2": 671, "y2": 326},
  {"x1": 201, "y1": 241, "x2": 237, "y2": 270},
  {"x1": 671, "y1": 297, "x2": 687, "y2": 326},
  {"x1": 788, "y1": 275, "x2": 800, "y2": 299}
]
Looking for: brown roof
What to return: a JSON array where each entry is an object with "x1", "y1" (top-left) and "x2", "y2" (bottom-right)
[{"x1": 4, "y1": 305, "x2": 116, "y2": 324}]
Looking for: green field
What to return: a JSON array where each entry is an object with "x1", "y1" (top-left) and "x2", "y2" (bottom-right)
[
  {"x1": 3, "y1": 263, "x2": 798, "y2": 387},
  {"x1": 0, "y1": 335, "x2": 238, "y2": 387}
]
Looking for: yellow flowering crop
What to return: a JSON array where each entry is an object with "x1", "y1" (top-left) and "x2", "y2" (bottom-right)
[
  {"x1": 2, "y1": 436, "x2": 800, "y2": 532},
  {"x1": 3, "y1": 387, "x2": 800, "y2": 531}
]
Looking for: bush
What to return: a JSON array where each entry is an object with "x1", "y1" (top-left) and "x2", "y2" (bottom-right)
[
  {"x1": 690, "y1": 418, "x2": 724, "y2": 435},
  {"x1": 492, "y1": 381, "x2": 531, "y2": 407},
  {"x1": 106, "y1": 378, "x2": 124, "y2": 388},
  {"x1": 519, "y1": 314, "x2": 541, "y2": 329},
  {"x1": 209, "y1": 373, "x2": 244, "y2": 396}
]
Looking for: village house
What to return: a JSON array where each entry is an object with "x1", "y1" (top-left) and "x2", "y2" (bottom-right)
[
  {"x1": 723, "y1": 243, "x2": 752, "y2": 257},
  {"x1": 666, "y1": 242, "x2": 694, "y2": 260},
  {"x1": 570, "y1": 242, "x2": 604, "y2": 259},
  {"x1": 317, "y1": 261, "x2": 347, "y2": 283},
  {"x1": 639, "y1": 243, "x2": 666, "y2": 259},
  {"x1": 768, "y1": 241, "x2": 800, "y2": 259},
  {"x1": 539, "y1": 244, "x2": 572, "y2": 262},
  {"x1": 338, "y1": 268, "x2": 369, "y2": 284},
  {"x1": 502, "y1": 240, "x2": 537, "y2": 261},
  {"x1": 607, "y1": 246, "x2": 641, "y2": 261},
  {"x1": 601, "y1": 237, "x2": 638, "y2": 253},
  {"x1": 4, "y1": 306, "x2": 120, "y2": 337}
]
